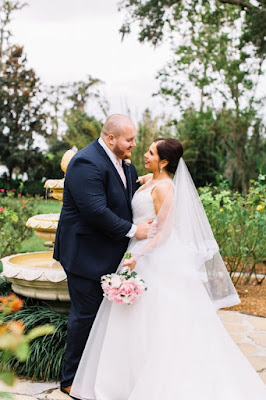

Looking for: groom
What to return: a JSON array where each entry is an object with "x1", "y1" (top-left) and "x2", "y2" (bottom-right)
[{"x1": 54, "y1": 114, "x2": 153, "y2": 396}]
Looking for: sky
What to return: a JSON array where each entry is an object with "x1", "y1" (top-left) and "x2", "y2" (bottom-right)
[{"x1": 9, "y1": 0, "x2": 173, "y2": 122}]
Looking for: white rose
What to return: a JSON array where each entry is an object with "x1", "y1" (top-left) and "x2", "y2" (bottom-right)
[{"x1": 111, "y1": 275, "x2": 122, "y2": 288}]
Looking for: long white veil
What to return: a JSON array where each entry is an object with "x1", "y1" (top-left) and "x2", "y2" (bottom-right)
[{"x1": 131, "y1": 158, "x2": 240, "y2": 310}]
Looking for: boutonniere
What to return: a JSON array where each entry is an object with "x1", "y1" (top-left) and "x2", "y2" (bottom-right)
[{"x1": 124, "y1": 159, "x2": 131, "y2": 166}]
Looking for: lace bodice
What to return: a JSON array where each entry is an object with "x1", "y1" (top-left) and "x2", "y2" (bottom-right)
[{"x1": 132, "y1": 179, "x2": 172, "y2": 225}]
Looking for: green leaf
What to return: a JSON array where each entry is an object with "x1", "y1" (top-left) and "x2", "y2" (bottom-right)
[
  {"x1": 15, "y1": 342, "x2": 30, "y2": 362},
  {"x1": 1, "y1": 350, "x2": 12, "y2": 364},
  {"x1": 10, "y1": 215, "x2": 18, "y2": 222},
  {"x1": 0, "y1": 372, "x2": 15, "y2": 386},
  {"x1": 26, "y1": 325, "x2": 55, "y2": 342},
  {"x1": 124, "y1": 252, "x2": 132, "y2": 259}
]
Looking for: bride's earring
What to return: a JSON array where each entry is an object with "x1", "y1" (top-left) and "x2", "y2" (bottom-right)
[{"x1": 159, "y1": 166, "x2": 163, "y2": 173}]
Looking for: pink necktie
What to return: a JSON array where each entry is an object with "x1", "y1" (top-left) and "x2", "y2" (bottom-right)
[{"x1": 116, "y1": 159, "x2": 127, "y2": 188}]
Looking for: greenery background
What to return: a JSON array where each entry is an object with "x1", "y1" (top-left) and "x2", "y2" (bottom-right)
[{"x1": 0, "y1": 0, "x2": 265, "y2": 195}]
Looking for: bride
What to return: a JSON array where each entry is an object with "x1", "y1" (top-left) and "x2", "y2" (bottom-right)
[{"x1": 71, "y1": 138, "x2": 265, "y2": 399}]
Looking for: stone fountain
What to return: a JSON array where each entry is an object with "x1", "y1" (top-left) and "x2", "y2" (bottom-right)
[{"x1": 1, "y1": 150, "x2": 75, "y2": 312}]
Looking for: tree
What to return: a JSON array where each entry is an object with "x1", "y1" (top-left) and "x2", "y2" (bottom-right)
[
  {"x1": 63, "y1": 110, "x2": 102, "y2": 150},
  {"x1": 175, "y1": 108, "x2": 224, "y2": 187},
  {"x1": 66, "y1": 76, "x2": 109, "y2": 116},
  {"x1": 132, "y1": 109, "x2": 161, "y2": 175},
  {"x1": 212, "y1": 108, "x2": 266, "y2": 191},
  {"x1": 0, "y1": 1, "x2": 48, "y2": 186},
  {"x1": 0, "y1": 0, "x2": 27, "y2": 72},
  {"x1": 0, "y1": 45, "x2": 47, "y2": 184},
  {"x1": 157, "y1": 4, "x2": 265, "y2": 191},
  {"x1": 119, "y1": 0, "x2": 266, "y2": 56},
  {"x1": 43, "y1": 76, "x2": 108, "y2": 179},
  {"x1": 119, "y1": 0, "x2": 266, "y2": 192},
  {"x1": 46, "y1": 76, "x2": 110, "y2": 140}
]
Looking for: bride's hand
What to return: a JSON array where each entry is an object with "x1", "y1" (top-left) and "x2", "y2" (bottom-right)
[
  {"x1": 122, "y1": 258, "x2": 137, "y2": 271},
  {"x1": 137, "y1": 173, "x2": 153, "y2": 185}
]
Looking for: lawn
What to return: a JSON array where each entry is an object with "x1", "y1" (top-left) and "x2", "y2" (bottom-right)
[{"x1": 20, "y1": 199, "x2": 62, "y2": 253}]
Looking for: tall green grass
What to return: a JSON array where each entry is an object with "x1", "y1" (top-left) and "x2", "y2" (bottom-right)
[{"x1": 4, "y1": 298, "x2": 67, "y2": 381}]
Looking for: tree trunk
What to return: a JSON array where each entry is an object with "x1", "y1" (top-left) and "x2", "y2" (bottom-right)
[{"x1": 7, "y1": 167, "x2": 13, "y2": 188}]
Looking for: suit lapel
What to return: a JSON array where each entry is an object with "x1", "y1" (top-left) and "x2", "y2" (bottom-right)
[
  {"x1": 94, "y1": 140, "x2": 131, "y2": 205},
  {"x1": 123, "y1": 161, "x2": 132, "y2": 202}
]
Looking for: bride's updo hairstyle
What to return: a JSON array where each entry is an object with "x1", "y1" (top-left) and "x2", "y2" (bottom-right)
[{"x1": 154, "y1": 138, "x2": 183, "y2": 174}]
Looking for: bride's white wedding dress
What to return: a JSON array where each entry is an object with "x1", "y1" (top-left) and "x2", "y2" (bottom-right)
[{"x1": 71, "y1": 179, "x2": 266, "y2": 400}]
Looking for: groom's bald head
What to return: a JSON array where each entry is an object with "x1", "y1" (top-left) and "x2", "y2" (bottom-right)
[
  {"x1": 101, "y1": 114, "x2": 136, "y2": 159},
  {"x1": 101, "y1": 114, "x2": 135, "y2": 138}
]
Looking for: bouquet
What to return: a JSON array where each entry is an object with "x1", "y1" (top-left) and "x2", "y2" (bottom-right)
[{"x1": 101, "y1": 253, "x2": 147, "y2": 305}]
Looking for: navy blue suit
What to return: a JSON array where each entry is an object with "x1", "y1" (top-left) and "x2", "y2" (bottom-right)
[{"x1": 53, "y1": 139, "x2": 139, "y2": 387}]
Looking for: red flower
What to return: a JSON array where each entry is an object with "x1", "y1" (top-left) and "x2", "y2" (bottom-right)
[
  {"x1": 0, "y1": 189, "x2": 5, "y2": 193},
  {"x1": 18, "y1": 193, "x2": 22, "y2": 198},
  {"x1": 21, "y1": 205, "x2": 25, "y2": 209},
  {"x1": 0, "y1": 207, "x2": 4, "y2": 212}
]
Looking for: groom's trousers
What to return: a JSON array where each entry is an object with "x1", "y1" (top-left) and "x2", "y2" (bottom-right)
[{"x1": 61, "y1": 272, "x2": 104, "y2": 387}]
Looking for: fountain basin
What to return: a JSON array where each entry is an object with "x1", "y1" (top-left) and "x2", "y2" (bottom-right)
[
  {"x1": 26, "y1": 214, "x2": 59, "y2": 242},
  {"x1": 1, "y1": 252, "x2": 70, "y2": 306}
]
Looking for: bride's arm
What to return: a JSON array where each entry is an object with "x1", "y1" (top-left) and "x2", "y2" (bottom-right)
[
  {"x1": 137, "y1": 173, "x2": 153, "y2": 185},
  {"x1": 123, "y1": 181, "x2": 174, "y2": 270}
]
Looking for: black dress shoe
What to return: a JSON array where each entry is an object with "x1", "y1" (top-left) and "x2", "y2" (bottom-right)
[{"x1": 60, "y1": 384, "x2": 78, "y2": 399}]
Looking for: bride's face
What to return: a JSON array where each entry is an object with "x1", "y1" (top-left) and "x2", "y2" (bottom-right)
[{"x1": 144, "y1": 142, "x2": 161, "y2": 172}]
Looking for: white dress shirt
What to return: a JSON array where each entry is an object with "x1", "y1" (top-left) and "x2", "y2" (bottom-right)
[{"x1": 98, "y1": 138, "x2": 137, "y2": 238}]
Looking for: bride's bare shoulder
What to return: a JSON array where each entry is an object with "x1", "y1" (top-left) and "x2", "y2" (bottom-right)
[{"x1": 153, "y1": 180, "x2": 173, "y2": 197}]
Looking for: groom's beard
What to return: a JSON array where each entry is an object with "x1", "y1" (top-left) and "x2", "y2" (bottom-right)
[{"x1": 113, "y1": 144, "x2": 132, "y2": 160}]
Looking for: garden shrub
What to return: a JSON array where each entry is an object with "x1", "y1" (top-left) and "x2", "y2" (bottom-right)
[
  {"x1": 0, "y1": 176, "x2": 46, "y2": 197},
  {"x1": 0, "y1": 192, "x2": 39, "y2": 258},
  {"x1": 23, "y1": 180, "x2": 46, "y2": 197},
  {"x1": 199, "y1": 175, "x2": 266, "y2": 283}
]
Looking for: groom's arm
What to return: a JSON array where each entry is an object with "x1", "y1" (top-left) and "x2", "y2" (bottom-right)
[{"x1": 66, "y1": 158, "x2": 132, "y2": 240}]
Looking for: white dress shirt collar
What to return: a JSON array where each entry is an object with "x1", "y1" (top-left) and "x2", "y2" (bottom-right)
[{"x1": 98, "y1": 137, "x2": 122, "y2": 167}]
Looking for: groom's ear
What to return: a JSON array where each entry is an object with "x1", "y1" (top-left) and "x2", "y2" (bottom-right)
[{"x1": 107, "y1": 134, "x2": 116, "y2": 146}]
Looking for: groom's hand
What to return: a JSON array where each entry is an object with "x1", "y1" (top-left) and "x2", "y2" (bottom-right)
[{"x1": 135, "y1": 220, "x2": 154, "y2": 240}]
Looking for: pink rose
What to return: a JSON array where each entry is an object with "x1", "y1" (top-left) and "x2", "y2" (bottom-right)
[
  {"x1": 120, "y1": 282, "x2": 136, "y2": 296},
  {"x1": 108, "y1": 287, "x2": 119, "y2": 300},
  {"x1": 101, "y1": 281, "x2": 110, "y2": 293},
  {"x1": 113, "y1": 296, "x2": 124, "y2": 304}
]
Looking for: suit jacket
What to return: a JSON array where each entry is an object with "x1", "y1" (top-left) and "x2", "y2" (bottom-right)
[{"x1": 53, "y1": 139, "x2": 139, "y2": 281}]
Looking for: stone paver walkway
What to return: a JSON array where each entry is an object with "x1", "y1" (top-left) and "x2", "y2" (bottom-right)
[{"x1": 0, "y1": 311, "x2": 265, "y2": 399}]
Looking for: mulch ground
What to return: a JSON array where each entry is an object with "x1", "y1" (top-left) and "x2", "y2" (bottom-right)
[{"x1": 228, "y1": 278, "x2": 266, "y2": 317}]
